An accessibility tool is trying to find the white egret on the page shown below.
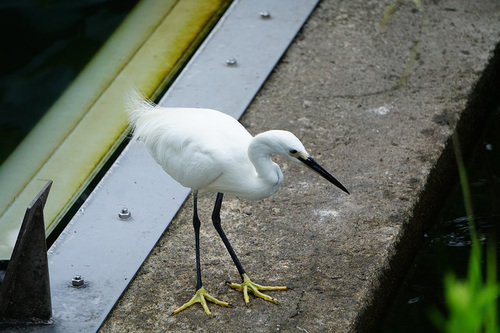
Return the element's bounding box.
[126,90,349,317]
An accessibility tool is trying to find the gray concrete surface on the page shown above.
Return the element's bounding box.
[99,0,500,332]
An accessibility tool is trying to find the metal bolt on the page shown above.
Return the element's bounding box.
[118,207,132,220]
[72,275,84,287]
[260,11,271,19]
[225,58,237,66]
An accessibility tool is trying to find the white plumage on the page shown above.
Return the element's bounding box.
[126,91,325,199]
[125,89,349,317]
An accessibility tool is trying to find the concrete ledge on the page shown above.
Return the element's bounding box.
[100,0,500,331]
[356,39,500,331]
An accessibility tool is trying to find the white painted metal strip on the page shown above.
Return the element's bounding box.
[159,0,319,116]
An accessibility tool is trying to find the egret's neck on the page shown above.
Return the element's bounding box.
[248,132,284,195]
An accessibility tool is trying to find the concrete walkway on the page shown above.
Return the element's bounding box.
[100,0,500,331]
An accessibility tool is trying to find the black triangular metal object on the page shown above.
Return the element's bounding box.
[0,180,53,323]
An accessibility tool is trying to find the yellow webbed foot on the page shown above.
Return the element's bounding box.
[228,273,288,305]
[171,287,232,317]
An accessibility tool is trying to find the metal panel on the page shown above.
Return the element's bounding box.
[17,0,320,331]
[159,0,318,115]
[47,143,189,332]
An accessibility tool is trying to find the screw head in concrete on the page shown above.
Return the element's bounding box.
[72,275,84,287]
[225,58,237,66]
[118,207,132,220]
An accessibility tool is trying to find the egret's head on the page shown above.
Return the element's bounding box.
[265,130,309,162]
[251,130,349,194]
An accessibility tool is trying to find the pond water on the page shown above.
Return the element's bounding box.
[382,107,500,332]
[0,0,138,165]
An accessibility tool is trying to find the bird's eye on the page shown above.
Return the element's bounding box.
[289,149,298,155]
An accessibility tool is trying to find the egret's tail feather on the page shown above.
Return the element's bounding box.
[124,86,156,127]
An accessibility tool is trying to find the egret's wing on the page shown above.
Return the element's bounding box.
[132,107,252,191]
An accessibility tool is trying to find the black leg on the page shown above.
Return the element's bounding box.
[211,192,246,280]
[193,192,203,290]
[171,191,233,316]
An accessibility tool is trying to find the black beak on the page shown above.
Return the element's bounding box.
[298,156,350,194]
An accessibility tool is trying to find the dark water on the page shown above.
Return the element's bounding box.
[382,107,500,332]
[0,0,138,165]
